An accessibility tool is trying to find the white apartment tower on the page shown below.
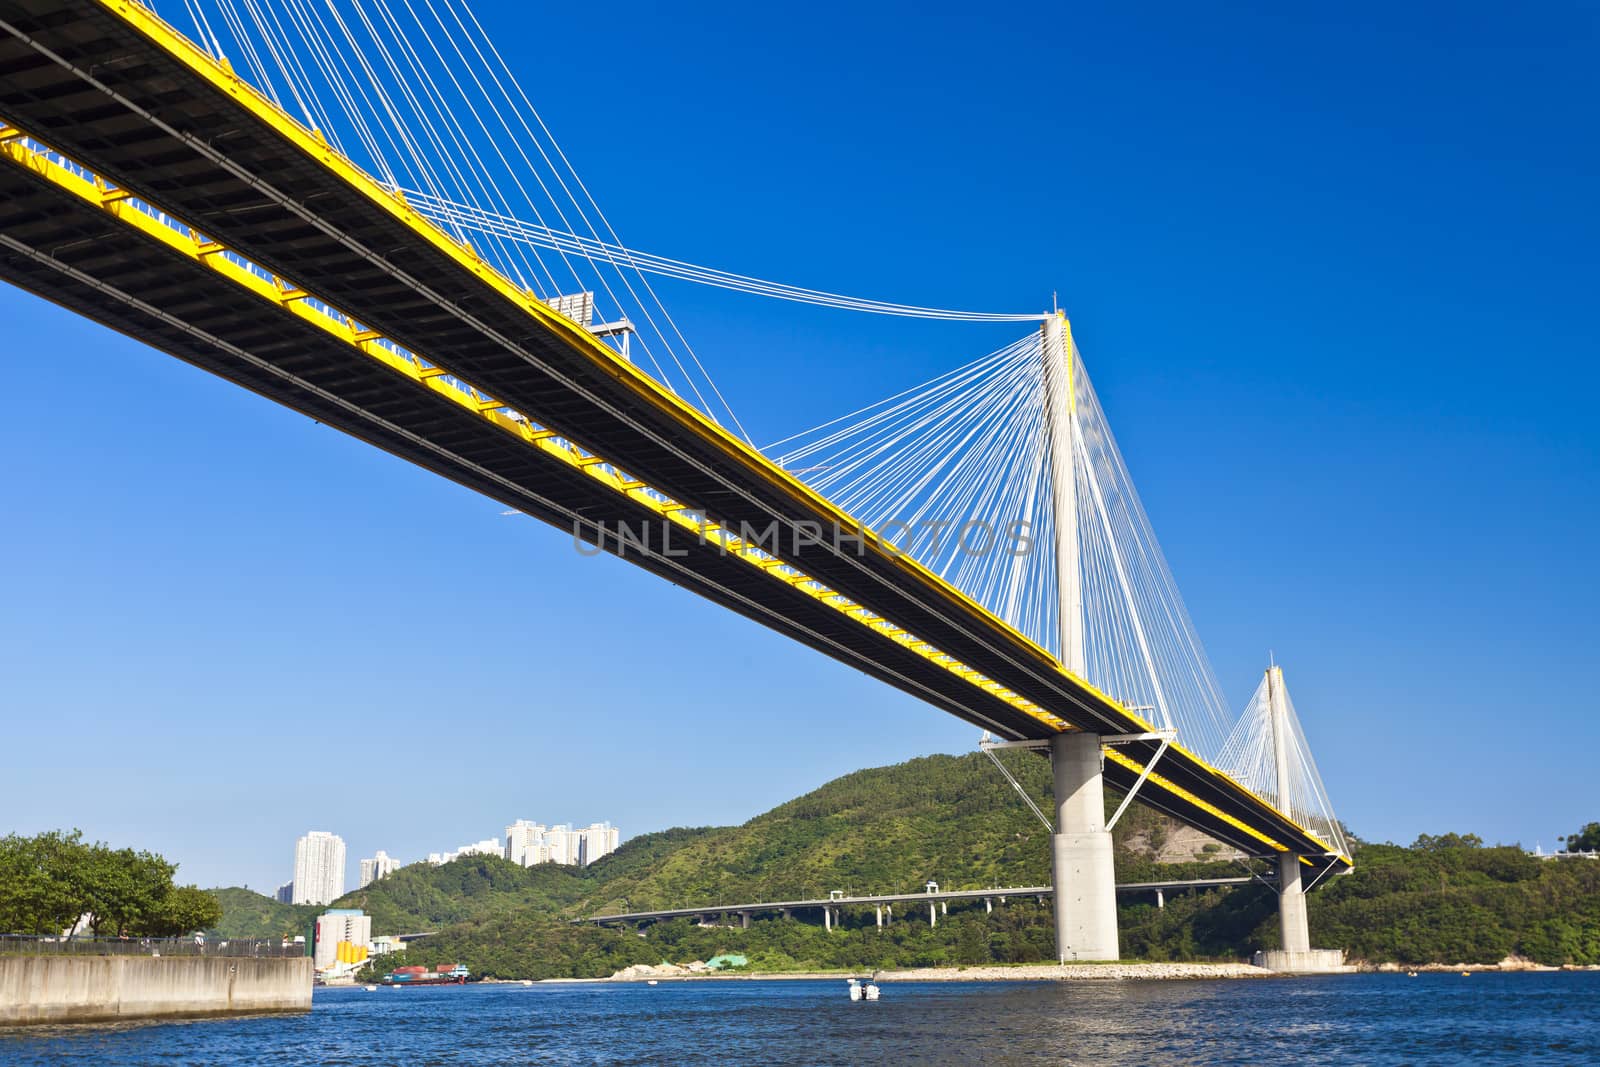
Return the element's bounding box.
[545,824,583,866]
[579,822,620,866]
[292,831,346,905]
[503,819,620,867]
[505,820,548,866]
[359,850,399,888]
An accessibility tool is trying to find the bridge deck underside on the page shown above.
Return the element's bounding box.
[0,0,1346,875]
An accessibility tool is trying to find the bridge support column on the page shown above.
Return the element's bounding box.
[1278,854,1310,954]
[875,906,882,928]
[1267,665,1311,955]
[985,898,992,914]
[823,906,832,932]
[740,911,751,930]
[1156,889,1165,909]
[929,901,937,928]
[1051,731,1120,961]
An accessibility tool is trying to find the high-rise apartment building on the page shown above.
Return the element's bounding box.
[505,820,548,866]
[545,824,582,866]
[359,850,399,888]
[579,822,621,866]
[274,881,294,904]
[292,831,346,905]
[503,819,621,867]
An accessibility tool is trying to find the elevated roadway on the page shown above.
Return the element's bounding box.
[577,878,1265,926]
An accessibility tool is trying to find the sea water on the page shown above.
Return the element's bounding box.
[3,972,1597,1064]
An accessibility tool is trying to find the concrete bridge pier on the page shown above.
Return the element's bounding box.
[1278,854,1310,953]
[739,910,751,930]
[875,906,883,928]
[823,906,832,932]
[1051,731,1120,961]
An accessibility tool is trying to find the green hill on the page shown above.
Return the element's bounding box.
[205,750,1197,942]
[204,751,1600,977]
[204,887,320,939]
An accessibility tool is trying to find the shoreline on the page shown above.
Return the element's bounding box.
[480,960,1600,986]
[532,961,1277,984]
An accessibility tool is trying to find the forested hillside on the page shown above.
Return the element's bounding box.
[209,751,1193,937]
[201,752,1600,977]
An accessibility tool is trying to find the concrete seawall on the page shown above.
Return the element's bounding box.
[0,955,312,1026]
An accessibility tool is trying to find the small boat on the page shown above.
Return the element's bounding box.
[847,977,880,1001]
[1406,972,1418,978]
[646,980,658,986]
[365,985,377,992]
[520,980,533,987]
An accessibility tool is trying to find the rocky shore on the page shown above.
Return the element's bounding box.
[1367,957,1600,974]
[544,957,1600,984]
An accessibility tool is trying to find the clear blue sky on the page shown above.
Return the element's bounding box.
[2,1,1595,892]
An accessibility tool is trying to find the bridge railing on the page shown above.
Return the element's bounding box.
[0,935,304,958]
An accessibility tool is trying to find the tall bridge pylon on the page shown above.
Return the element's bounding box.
[1041,311,1118,961]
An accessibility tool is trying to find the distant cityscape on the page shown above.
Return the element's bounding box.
[274,821,621,906]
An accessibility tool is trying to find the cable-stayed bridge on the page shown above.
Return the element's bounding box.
[0,0,1349,963]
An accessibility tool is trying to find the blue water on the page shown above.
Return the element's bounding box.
[4,973,1598,1065]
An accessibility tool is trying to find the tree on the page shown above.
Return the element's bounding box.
[0,830,181,937]
[1412,832,1483,852]
[138,886,224,937]
[1560,823,1600,853]
[80,844,174,936]
[956,921,991,965]
[0,831,88,935]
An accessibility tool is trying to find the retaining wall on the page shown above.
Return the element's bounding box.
[0,955,312,1025]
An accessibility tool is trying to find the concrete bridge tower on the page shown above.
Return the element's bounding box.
[1042,311,1119,961]
[1268,664,1311,954]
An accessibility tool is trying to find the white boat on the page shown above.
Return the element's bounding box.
[364,985,377,992]
[847,978,863,1001]
[864,983,880,1001]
